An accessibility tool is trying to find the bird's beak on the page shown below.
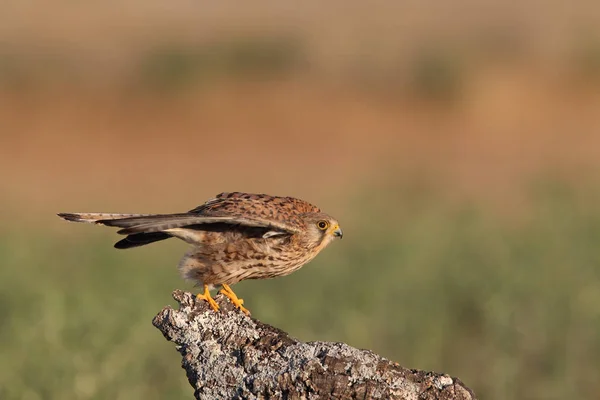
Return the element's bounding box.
[332,225,343,239]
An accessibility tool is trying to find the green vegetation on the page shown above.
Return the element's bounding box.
[138,35,305,91]
[2,182,600,399]
[408,46,465,101]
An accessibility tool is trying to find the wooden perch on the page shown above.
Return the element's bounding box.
[152,290,477,400]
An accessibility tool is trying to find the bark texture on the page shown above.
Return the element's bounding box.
[153,290,477,400]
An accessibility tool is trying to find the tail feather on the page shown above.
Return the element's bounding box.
[57,212,155,224]
[57,212,200,233]
[57,212,175,250]
[58,211,248,250]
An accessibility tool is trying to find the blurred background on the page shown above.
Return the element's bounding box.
[2,1,600,399]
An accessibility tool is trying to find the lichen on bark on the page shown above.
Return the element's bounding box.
[153,290,477,400]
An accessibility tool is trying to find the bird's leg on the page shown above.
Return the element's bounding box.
[196,284,220,312]
[219,284,250,315]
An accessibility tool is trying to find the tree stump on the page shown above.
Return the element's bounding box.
[152,290,477,400]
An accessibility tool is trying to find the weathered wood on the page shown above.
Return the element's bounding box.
[153,290,477,400]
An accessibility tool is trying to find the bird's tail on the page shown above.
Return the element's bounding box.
[57,212,156,224]
[57,212,173,249]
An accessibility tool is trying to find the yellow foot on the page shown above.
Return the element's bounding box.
[196,284,219,312]
[220,284,250,315]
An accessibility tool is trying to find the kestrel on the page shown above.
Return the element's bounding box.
[58,192,342,315]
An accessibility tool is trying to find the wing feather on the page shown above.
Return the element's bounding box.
[99,214,300,235]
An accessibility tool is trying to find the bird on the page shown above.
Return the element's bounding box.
[58,192,343,315]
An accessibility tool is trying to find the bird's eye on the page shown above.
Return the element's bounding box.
[317,220,329,230]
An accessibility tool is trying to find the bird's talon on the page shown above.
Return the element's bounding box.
[220,284,251,315]
[196,285,220,312]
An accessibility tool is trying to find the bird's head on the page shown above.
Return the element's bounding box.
[301,212,343,250]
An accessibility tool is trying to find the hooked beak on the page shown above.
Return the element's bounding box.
[332,226,343,239]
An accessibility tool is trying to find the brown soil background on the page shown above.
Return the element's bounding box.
[1,0,600,222]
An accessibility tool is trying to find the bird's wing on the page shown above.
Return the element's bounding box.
[188,191,320,229]
[58,192,320,236]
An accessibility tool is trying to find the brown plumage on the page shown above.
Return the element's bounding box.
[58,192,343,314]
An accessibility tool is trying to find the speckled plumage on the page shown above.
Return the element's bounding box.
[58,192,342,313]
